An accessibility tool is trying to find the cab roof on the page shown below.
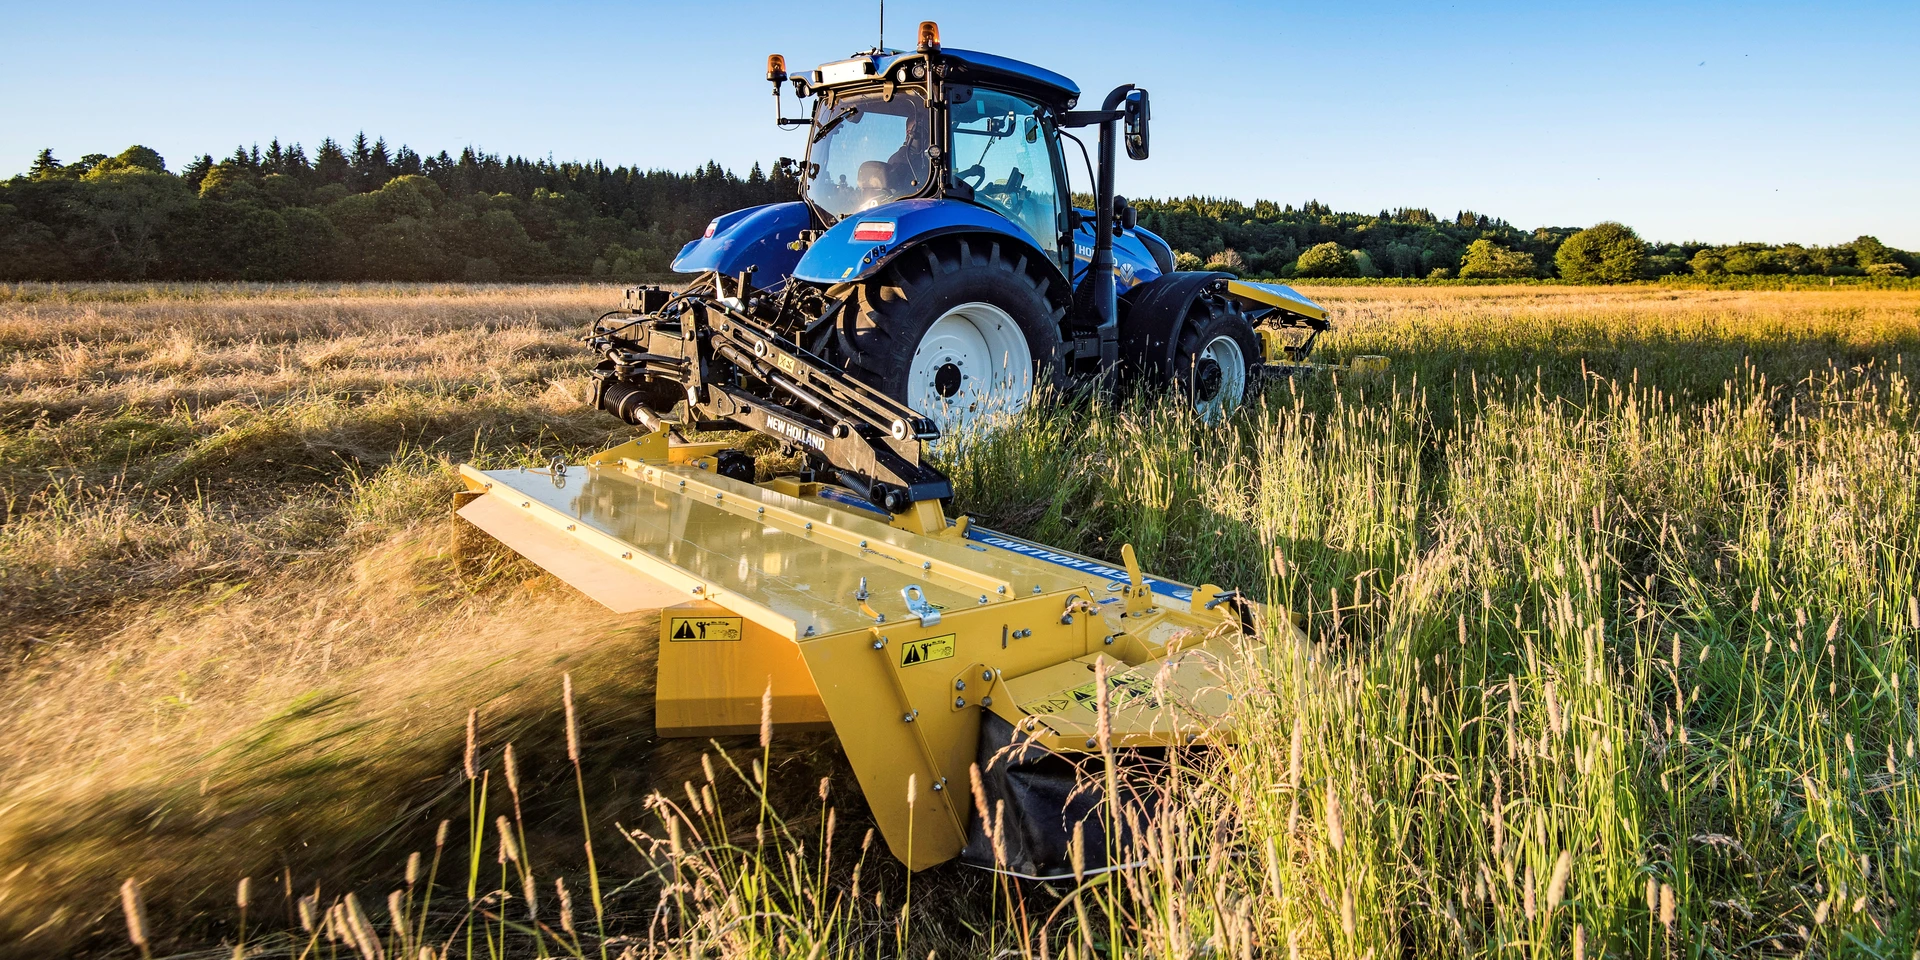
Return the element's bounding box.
[815,48,1081,109]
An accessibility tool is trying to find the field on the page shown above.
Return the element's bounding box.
[3,282,1919,958]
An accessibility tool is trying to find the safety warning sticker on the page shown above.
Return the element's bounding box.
[1019,673,1160,716]
[667,615,743,642]
[898,634,955,666]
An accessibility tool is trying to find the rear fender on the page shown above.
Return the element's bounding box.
[672,202,811,278]
[1117,271,1232,375]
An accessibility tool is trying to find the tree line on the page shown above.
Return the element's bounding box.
[2,138,1913,283]
[0,138,795,282]
[1137,198,1915,281]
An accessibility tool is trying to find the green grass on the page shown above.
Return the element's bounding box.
[3,283,1918,957]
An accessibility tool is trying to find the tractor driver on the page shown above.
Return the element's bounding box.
[883,110,930,194]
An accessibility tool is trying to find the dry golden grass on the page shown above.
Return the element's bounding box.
[3,281,1919,957]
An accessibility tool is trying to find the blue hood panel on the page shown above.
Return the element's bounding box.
[671,202,810,277]
[791,198,1057,285]
[1070,211,1165,295]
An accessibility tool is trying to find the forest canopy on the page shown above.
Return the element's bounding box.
[2,137,1913,282]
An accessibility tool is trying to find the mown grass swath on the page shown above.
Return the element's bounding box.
[1,284,1916,956]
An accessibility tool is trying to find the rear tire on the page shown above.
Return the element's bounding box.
[835,238,1066,435]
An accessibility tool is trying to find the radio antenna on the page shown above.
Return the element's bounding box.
[879,0,885,51]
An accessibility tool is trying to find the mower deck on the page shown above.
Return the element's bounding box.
[455,428,1281,869]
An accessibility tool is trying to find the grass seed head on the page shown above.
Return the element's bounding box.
[760,680,773,748]
[503,742,521,800]
[463,708,478,780]
[120,877,149,951]
[1547,849,1572,911]
[1325,785,1344,852]
[495,815,518,864]
[405,851,420,885]
[236,875,250,909]
[563,673,580,762]
[555,876,575,936]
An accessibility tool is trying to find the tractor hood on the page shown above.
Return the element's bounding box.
[672,202,810,277]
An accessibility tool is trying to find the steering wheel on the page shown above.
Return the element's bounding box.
[956,164,988,189]
[977,167,1024,200]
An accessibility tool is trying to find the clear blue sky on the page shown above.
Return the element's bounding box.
[4,0,1915,247]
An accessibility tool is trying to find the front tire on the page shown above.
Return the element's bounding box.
[835,238,1065,436]
[1174,299,1260,423]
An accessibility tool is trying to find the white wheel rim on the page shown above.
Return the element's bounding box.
[1192,334,1247,424]
[906,301,1033,436]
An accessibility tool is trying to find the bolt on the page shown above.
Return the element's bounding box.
[982,670,993,681]
[1086,738,1097,749]
[805,522,813,530]
[621,552,633,559]
[955,679,966,690]
[1104,634,1115,645]
[978,595,988,604]
[566,523,575,530]
[860,540,868,548]
[981,696,993,706]
[872,639,885,649]
[803,625,815,637]
[903,712,916,722]
[931,782,944,792]
[1033,585,1043,594]
[954,697,966,708]
[1061,614,1074,625]
[997,585,1007,594]
[922,561,932,571]
[758,506,765,514]
[679,480,686,487]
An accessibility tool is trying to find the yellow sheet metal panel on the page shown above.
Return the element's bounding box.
[464,461,1121,641]
[655,599,832,737]
[796,586,1123,870]
[1223,279,1330,322]
[455,489,691,613]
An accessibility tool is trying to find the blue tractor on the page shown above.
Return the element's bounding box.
[590,22,1333,522]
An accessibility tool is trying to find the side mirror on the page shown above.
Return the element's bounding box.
[1123,89,1150,161]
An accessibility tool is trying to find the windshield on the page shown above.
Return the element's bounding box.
[803,90,931,220]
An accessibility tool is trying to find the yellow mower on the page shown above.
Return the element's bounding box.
[457,419,1282,877]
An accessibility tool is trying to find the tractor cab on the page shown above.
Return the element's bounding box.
[780,31,1084,263]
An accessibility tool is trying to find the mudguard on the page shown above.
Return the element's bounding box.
[1117,270,1233,375]
[791,198,1067,289]
[671,202,810,278]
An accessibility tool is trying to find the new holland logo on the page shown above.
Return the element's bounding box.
[667,616,743,642]
[898,634,955,666]
[765,415,827,451]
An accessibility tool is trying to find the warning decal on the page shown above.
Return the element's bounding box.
[898,634,955,667]
[1020,674,1160,716]
[667,616,743,642]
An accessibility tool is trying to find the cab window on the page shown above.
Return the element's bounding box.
[803,89,932,220]
[949,87,1063,256]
